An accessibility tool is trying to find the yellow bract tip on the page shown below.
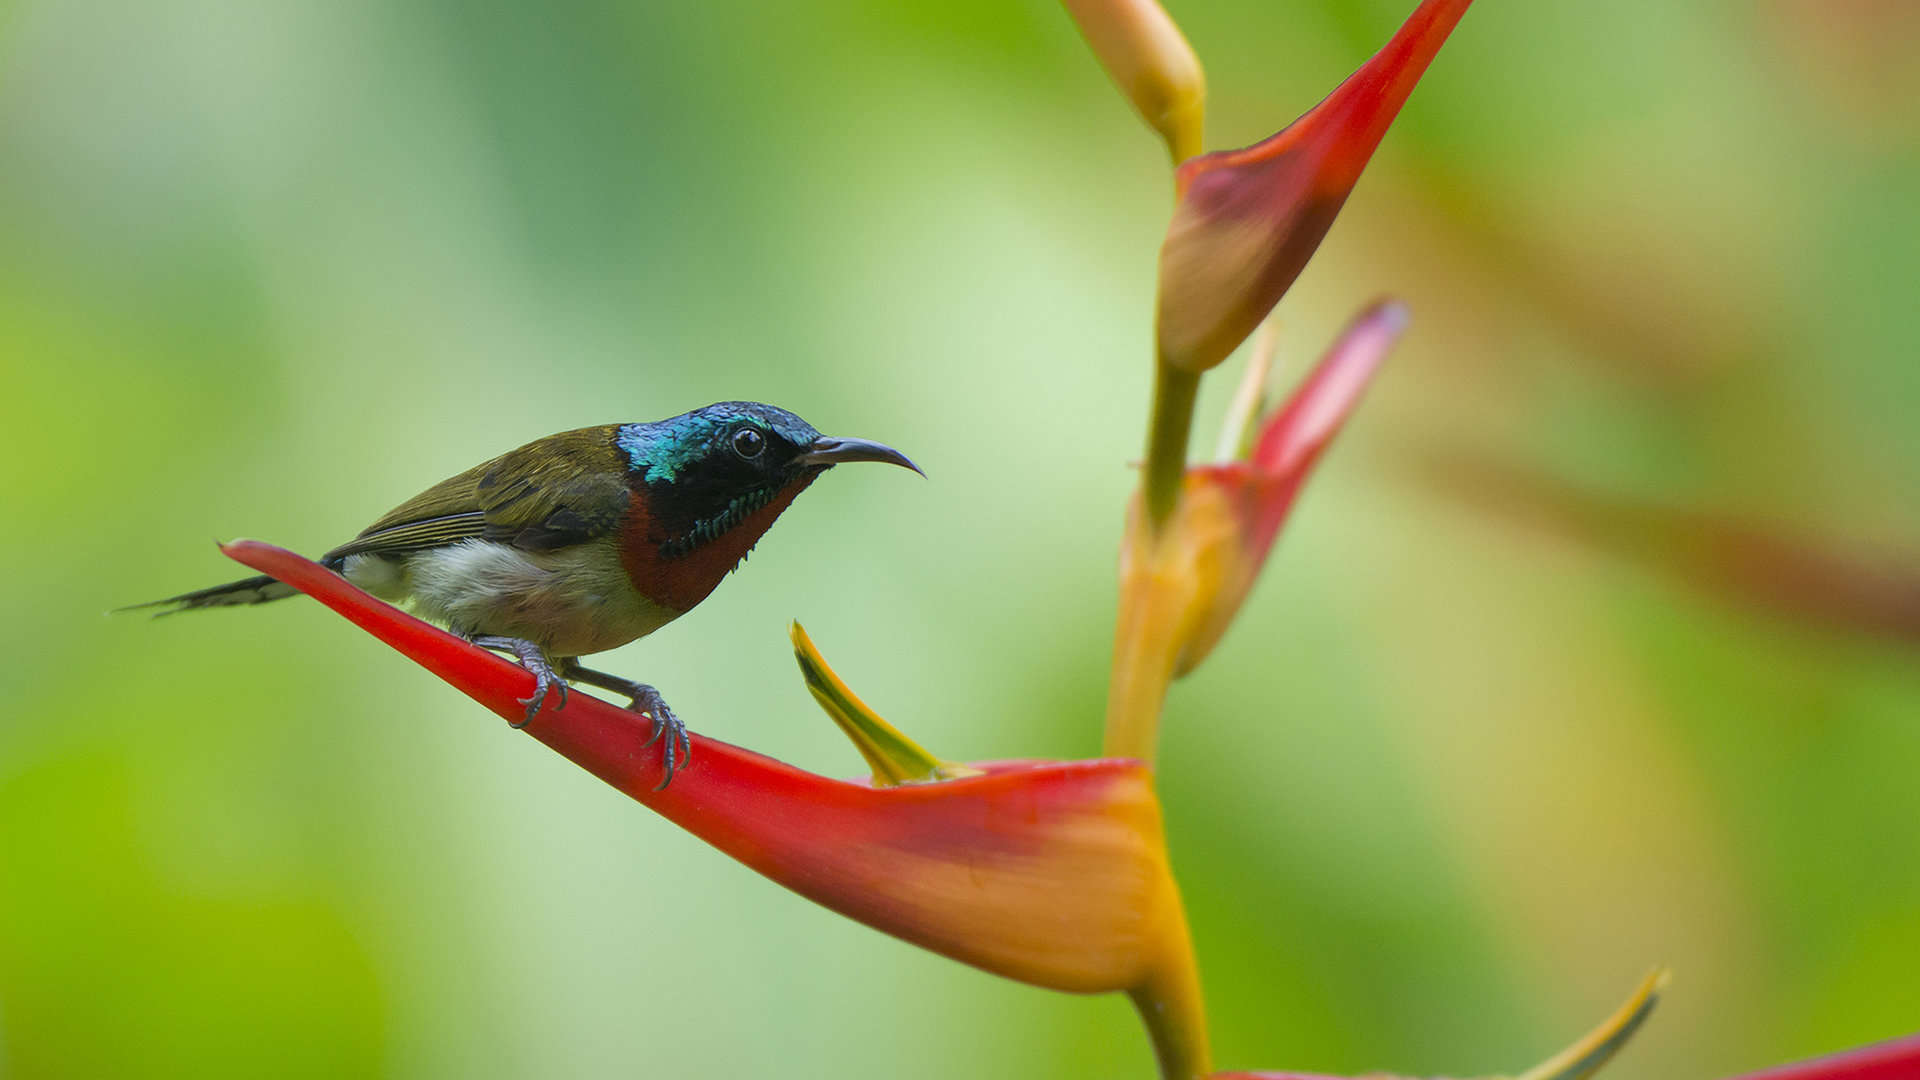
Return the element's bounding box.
[790,622,982,786]
[1514,968,1669,1080]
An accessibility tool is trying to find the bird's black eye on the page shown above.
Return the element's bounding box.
[731,427,766,460]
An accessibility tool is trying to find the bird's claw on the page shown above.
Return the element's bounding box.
[469,635,568,730]
[512,663,567,728]
[493,647,684,786]
[630,688,690,790]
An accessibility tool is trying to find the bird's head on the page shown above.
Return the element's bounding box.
[616,402,920,562]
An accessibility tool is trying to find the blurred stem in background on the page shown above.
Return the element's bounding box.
[1413,451,1920,645]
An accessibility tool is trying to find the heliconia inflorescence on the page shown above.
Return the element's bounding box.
[1107,301,1409,764]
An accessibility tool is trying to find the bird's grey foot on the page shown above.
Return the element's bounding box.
[560,662,690,789]
[470,635,567,727]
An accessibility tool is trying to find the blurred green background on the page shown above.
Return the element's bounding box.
[2,1,1916,1077]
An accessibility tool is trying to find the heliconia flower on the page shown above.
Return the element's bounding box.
[1210,969,1666,1080]
[220,539,1208,1070]
[1156,0,1472,374]
[1108,301,1405,760]
[1060,0,1207,162]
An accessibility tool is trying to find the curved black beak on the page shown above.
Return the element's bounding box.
[799,436,924,476]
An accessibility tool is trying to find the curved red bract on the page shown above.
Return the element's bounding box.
[1157,0,1473,374]
[1173,0,1472,201]
[1240,298,1406,564]
[222,540,1176,994]
[1167,300,1406,677]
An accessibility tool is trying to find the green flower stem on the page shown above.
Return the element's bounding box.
[1128,895,1213,1080]
[1143,361,1201,530]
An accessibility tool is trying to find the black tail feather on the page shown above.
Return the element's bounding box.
[116,559,345,616]
[115,574,299,616]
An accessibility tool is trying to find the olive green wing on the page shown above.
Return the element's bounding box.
[324,425,633,561]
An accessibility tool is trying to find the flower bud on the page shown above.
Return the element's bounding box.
[1061,0,1207,162]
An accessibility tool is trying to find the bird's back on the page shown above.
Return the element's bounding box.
[330,425,634,562]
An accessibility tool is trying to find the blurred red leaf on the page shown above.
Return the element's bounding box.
[1417,454,1920,644]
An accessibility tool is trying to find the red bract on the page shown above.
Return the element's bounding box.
[1179,299,1407,672]
[221,541,1192,997]
[1718,1033,1920,1080]
[1157,0,1473,373]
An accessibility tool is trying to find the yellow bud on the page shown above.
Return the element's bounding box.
[1061,0,1207,162]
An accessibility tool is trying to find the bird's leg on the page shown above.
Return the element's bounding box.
[558,661,689,789]
[469,635,568,728]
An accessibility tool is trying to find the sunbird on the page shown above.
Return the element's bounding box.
[135,402,921,786]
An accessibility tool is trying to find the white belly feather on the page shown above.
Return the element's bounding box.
[342,539,678,658]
